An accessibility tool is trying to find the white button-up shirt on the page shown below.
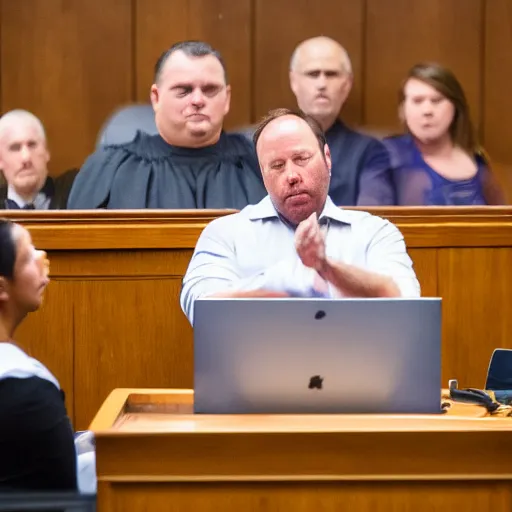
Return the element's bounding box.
[8,184,51,209]
[181,195,421,324]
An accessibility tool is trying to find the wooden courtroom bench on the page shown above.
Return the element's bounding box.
[2,207,511,429]
[89,388,512,511]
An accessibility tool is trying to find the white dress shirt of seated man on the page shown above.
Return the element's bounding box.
[0,110,50,209]
[180,108,421,324]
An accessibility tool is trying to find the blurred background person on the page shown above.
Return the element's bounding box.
[0,110,76,210]
[358,63,506,205]
[290,36,391,206]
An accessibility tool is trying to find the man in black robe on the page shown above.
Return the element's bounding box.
[0,110,77,210]
[67,41,266,209]
[289,37,392,206]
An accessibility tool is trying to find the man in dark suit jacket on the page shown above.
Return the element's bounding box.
[0,110,76,210]
[289,37,391,206]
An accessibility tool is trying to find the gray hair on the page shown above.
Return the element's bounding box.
[290,36,353,76]
[0,109,46,143]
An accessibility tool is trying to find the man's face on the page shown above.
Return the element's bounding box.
[150,51,231,147]
[290,41,352,127]
[0,121,49,196]
[257,115,331,226]
[402,78,455,145]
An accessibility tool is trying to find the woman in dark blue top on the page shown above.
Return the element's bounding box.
[358,63,505,206]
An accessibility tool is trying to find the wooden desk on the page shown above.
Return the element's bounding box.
[2,207,511,429]
[91,388,512,512]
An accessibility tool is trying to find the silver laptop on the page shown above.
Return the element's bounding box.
[193,298,442,414]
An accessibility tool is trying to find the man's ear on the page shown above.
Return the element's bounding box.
[345,73,354,96]
[398,103,405,125]
[224,84,232,116]
[323,143,332,176]
[150,84,159,112]
[290,71,299,97]
[44,145,50,165]
[0,277,9,303]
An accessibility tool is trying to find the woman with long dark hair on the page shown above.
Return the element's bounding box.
[358,62,506,205]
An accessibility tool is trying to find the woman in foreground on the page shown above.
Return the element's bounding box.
[0,219,77,491]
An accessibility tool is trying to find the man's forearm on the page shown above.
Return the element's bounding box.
[209,290,289,298]
[181,257,321,324]
[319,258,401,298]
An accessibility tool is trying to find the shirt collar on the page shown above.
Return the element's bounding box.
[248,195,352,225]
[7,177,53,209]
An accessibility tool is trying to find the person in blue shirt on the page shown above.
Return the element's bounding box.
[289,36,392,206]
[180,108,420,325]
[358,62,506,206]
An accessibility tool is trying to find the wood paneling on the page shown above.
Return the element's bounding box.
[438,247,512,387]
[254,0,364,125]
[93,390,512,512]
[2,0,512,176]
[408,248,437,296]
[73,276,192,428]
[135,0,252,128]
[365,0,483,131]
[0,0,133,174]
[484,1,512,163]
[103,482,512,512]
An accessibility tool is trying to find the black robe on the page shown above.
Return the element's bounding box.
[67,131,267,209]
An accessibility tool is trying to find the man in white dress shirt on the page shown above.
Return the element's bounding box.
[181,108,420,324]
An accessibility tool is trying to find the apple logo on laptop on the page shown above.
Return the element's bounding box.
[308,375,323,389]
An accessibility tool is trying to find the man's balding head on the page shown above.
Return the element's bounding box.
[290,36,352,75]
[254,108,331,226]
[289,37,353,131]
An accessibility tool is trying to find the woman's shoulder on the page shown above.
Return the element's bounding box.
[0,342,60,389]
[0,376,77,491]
[0,376,68,433]
[382,134,417,167]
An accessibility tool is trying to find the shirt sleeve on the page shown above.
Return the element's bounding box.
[180,218,321,325]
[357,139,397,206]
[364,216,421,297]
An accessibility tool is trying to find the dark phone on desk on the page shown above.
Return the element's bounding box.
[485,349,512,402]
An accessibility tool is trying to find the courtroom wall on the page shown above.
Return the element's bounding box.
[2,0,511,183]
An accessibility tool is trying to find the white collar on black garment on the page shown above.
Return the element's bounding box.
[7,184,50,210]
[0,342,60,389]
